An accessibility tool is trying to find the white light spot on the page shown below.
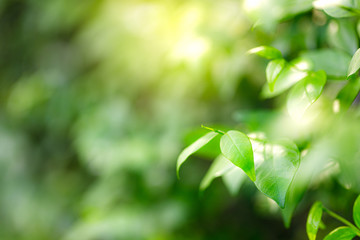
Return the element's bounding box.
[333,99,340,113]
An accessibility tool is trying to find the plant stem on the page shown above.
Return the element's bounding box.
[323,207,360,237]
[201,125,225,135]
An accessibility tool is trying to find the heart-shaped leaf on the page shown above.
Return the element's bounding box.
[266,58,286,92]
[307,201,323,240]
[251,139,300,208]
[248,46,282,60]
[323,227,357,240]
[353,195,360,228]
[177,131,219,178]
[220,130,256,181]
[287,70,326,119]
[348,48,360,77]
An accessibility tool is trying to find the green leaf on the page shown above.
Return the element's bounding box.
[299,49,351,78]
[177,131,219,178]
[353,195,360,228]
[335,76,360,112]
[252,139,300,208]
[220,130,256,181]
[306,201,323,240]
[287,70,327,119]
[323,227,357,240]
[248,46,282,60]
[348,48,360,77]
[199,154,234,191]
[261,64,308,98]
[281,168,308,228]
[327,19,358,55]
[313,0,360,18]
[199,154,247,194]
[266,59,286,92]
[222,166,247,196]
[184,129,221,159]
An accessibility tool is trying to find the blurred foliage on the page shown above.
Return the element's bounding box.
[0,0,360,239]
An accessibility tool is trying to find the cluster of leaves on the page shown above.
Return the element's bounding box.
[248,45,327,119]
[307,195,360,240]
[177,0,360,232]
[177,126,300,209]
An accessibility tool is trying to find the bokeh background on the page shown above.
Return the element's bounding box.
[1,0,359,239]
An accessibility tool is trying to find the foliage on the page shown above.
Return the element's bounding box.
[306,195,360,239]
[177,0,360,238]
[1,0,360,239]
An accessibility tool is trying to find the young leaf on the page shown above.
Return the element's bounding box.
[353,194,360,228]
[248,46,282,60]
[222,166,247,196]
[335,76,360,112]
[348,48,360,77]
[261,64,308,98]
[220,130,256,181]
[252,139,300,208]
[199,154,234,191]
[323,227,357,240]
[287,70,327,119]
[307,201,323,240]
[266,58,286,92]
[300,49,351,78]
[177,132,219,178]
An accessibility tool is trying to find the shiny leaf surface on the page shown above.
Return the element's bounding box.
[220,130,256,181]
[307,201,323,240]
[177,132,219,178]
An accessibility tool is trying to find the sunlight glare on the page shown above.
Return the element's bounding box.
[171,36,210,62]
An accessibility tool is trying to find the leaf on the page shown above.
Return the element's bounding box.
[348,48,360,77]
[353,194,360,228]
[282,140,338,227]
[281,166,309,228]
[327,19,358,55]
[280,143,327,227]
[222,166,247,195]
[313,0,360,18]
[176,131,219,178]
[287,70,327,119]
[306,201,323,240]
[248,46,282,60]
[261,64,308,98]
[323,227,357,240]
[266,59,286,92]
[184,130,221,159]
[252,139,300,208]
[220,130,256,181]
[299,49,351,78]
[332,123,360,192]
[199,154,234,191]
[335,76,360,112]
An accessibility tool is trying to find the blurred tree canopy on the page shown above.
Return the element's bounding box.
[0,0,360,239]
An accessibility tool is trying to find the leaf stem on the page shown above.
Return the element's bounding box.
[201,125,225,135]
[323,207,360,237]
